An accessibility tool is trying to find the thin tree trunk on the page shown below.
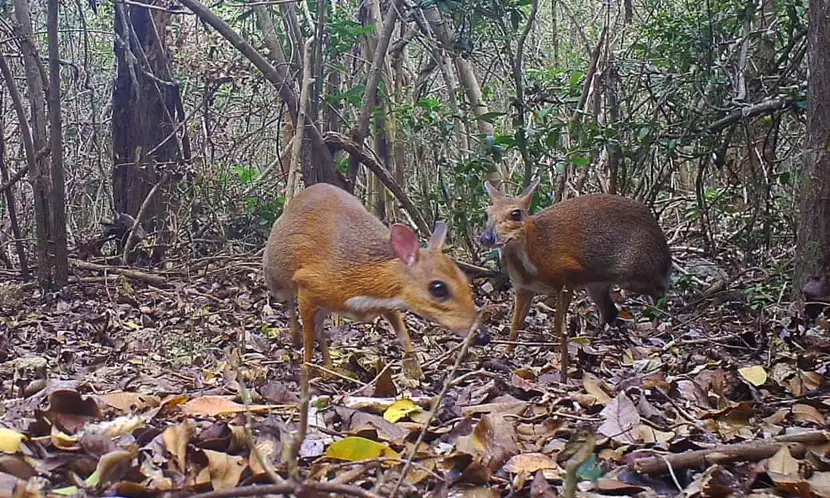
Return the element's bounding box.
[47,0,69,285]
[0,87,29,279]
[13,0,56,290]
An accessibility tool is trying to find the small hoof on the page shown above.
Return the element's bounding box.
[402,355,424,380]
[474,326,492,346]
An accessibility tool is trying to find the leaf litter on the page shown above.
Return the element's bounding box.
[0,257,827,497]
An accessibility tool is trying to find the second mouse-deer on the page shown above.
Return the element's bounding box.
[263,183,480,379]
[480,179,671,380]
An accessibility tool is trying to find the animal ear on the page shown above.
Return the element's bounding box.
[428,220,448,251]
[390,224,420,266]
[519,177,540,204]
[484,181,503,199]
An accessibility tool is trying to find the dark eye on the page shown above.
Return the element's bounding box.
[429,280,450,300]
[510,209,523,221]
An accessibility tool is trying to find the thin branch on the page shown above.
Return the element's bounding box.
[389,320,480,497]
[323,131,430,236]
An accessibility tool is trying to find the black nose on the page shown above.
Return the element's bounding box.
[474,326,491,346]
[480,229,496,247]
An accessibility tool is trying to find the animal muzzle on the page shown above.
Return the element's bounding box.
[479,228,498,247]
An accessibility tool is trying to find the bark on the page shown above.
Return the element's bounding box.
[513,0,540,189]
[13,0,57,290]
[112,0,186,263]
[421,4,508,188]
[794,0,830,299]
[0,90,29,279]
[47,0,69,285]
[250,3,346,190]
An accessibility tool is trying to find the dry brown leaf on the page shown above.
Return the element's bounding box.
[334,407,411,444]
[596,478,648,494]
[530,470,556,498]
[502,452,558,474]
[598,392,640,444]
[637,424,674,446]
[714,402,754,440]
[373,362,397,398]
[583,372,612,405]
[792,404,826,426]
[163,419,194,472]
[0,456,37,480]
[459,487,500,498]
[249,439,279,477]
[767,445,799,475]
[203,449,248,490]
[455,414,520,484]
[181,395,284,416]
[97,392,160,413]
[460,398,529,417]
[93,449,135,487]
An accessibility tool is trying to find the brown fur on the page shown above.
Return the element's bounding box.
[481,179,671,379]
[263,183,478,379]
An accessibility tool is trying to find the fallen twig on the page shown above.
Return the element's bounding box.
[389,320,480,497]
[69,258,166,286]
[630,430,830,474]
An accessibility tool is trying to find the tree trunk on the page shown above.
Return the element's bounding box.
[794,0,830,300]
[112,0,188,263]
[47,0,69,285]
[13,0,64,290]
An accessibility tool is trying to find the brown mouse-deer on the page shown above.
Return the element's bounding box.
[263,183,479,379]
[480,179,671,380]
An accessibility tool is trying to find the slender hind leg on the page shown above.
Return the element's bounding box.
[287,295,302,348]
[587,283,619,326]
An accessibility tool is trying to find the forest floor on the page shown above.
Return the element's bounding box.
[0,251,828,498]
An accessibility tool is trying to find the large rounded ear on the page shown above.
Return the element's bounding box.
[484,181,503,200]
[390,224,420,266]
[428,220,448,251]
[519,177,540,204]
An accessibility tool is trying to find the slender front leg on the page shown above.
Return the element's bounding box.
[297,291,319,367]
[507,289,535,352]
[553,287,573,382]
[383,311,423,380]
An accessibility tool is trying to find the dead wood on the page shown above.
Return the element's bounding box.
[630,430,830,475]
[69,259,167,286]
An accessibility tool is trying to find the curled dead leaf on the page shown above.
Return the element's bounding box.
[598,392,640,444]
[162,420,194,472]
[203,449,248,491]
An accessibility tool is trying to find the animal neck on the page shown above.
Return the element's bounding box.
[501,238,538,277]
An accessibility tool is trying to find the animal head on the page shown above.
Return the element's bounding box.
[390,222,479,335]
[479,178,540,248]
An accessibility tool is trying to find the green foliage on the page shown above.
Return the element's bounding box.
[327,8,375,58]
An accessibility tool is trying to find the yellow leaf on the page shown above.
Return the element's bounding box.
[383,399,421,423]
[738,365,767,386]
[0,428,25,454]
[325,436,400,461]
[123,321,142,330]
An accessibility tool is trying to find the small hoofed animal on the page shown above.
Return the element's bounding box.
[263,183,481,379]
[480,179,671,379]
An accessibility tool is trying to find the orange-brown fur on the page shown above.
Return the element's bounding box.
[480,179,671,379]
[263,183,478,379]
